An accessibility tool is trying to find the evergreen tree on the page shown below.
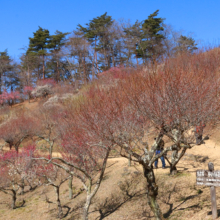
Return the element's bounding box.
[123,10,165,66]
[0,50,13,93]
[78,12,113,72]
[174,35,198,54]
[138,10,165,64]
[27,27,51,79]
[5,62,20,93]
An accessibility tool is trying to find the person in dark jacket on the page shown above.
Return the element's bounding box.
[195,123,206,145]
[154,138,166,169]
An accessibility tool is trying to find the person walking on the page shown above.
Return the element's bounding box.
[154,138,166,169]
[195,123,206,145]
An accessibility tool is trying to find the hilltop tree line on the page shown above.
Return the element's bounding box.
[0,10,197,98]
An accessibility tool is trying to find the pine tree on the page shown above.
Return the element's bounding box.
[138,10,165,64]
[27,26,51,80]
[174,35,198,54]
[0,50,13,93]
[78,12,113,72]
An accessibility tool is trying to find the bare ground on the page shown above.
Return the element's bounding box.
[0,138,220,219]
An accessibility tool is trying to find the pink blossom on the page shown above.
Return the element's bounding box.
[23,86,34,95]
[37,79,56,86]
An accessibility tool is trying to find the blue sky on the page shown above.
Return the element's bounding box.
[0,0,219,60]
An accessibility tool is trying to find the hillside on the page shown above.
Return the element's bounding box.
[1,50,220,220]
[0,99,220,220]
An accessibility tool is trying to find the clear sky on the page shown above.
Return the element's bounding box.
[0,0,219,60]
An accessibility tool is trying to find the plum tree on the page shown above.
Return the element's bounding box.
[0,146,37,209]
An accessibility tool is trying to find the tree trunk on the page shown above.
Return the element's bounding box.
[49,143,53,158]
[170,148,187,175]
[83,196,92,220]
[94,39,99,74]
[11,190,16,209]
[42,55,45,80]
[112,47,115,67]
[147,192,164,220]
[83,55,87,84]
[143,165,164,220]
[28,65,30,86]
[54,186,63,219]
[170,165,177,175]
[68,175,73,199]
[83,149,110,220]
[20,178,25,195]
[170,150,178,175]
[128,154,131,167]
[37,65,40,80]
[56,60,60,83]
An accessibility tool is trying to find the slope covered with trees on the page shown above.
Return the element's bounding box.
[0,10,219,220]
[0,10,197,105]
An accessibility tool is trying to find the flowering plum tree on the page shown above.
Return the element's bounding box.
[35,159,70,218]
[0,146,37,209]
[23,86,34,103]
[31,84,53,99]
[37,78,56,86]
[119,52,220,174]
[34,93,112,220]
[31,78,56,99]
[31,105,62,158]
[0,90,20,107]
[0,113,38,151]
[70,85,172,219]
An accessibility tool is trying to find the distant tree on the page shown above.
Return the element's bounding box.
[161,24,181,58]
[31,104,61,158]
[19,52,39,86]
[0,90,20,107]
[78,12,113,71]
[0,113,37,151]
[123,10,165,67]
[31,79,56,99]
[123,20,143,66]
[31,84,53,99]
[66,32,92,84]
[139,10,165,64]
[23,86,34,103]
[106,21,125,68]
[174,35,198,54]
[48,30,69,82]
[0,50,13,93]
[27,27,51,80]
